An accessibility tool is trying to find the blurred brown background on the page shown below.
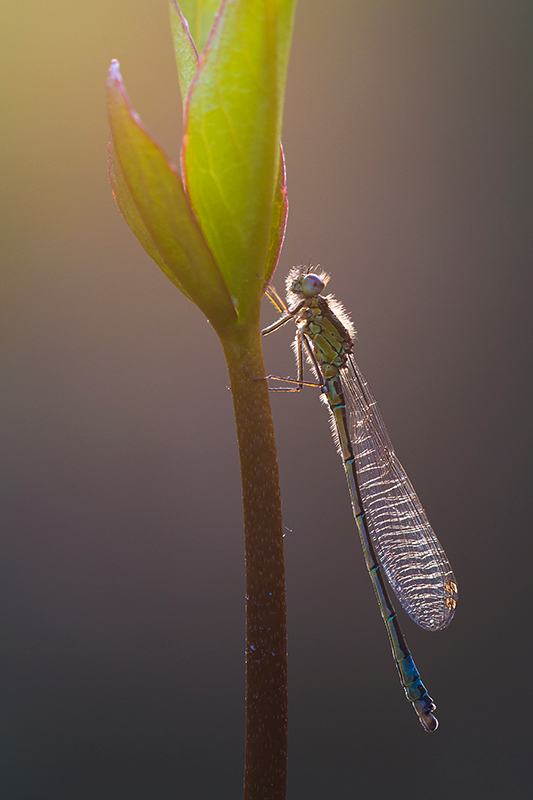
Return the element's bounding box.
[1,1,532,797]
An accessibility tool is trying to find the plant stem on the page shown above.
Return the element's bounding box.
[220,320,287,800]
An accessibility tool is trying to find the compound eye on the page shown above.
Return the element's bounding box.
[301,274,324,297]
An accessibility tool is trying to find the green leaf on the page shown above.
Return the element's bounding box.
[177,0,222,54]
[107,60,237,329]
[182,0,296,321]
[109,138,193,301]
[169,1,199,103]
[265,143,288,285]
[170,0,289,288]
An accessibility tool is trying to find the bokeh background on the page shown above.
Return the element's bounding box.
[1,1,532,797]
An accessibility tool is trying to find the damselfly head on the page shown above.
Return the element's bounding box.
[286,265,330,299]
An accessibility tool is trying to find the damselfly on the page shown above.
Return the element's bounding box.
[261,266,457,731]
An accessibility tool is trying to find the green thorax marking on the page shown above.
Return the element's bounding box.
[296,296,353,380]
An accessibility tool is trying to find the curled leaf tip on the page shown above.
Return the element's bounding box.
[107,61,128,107]
[107,59,120,83]
[107,61,162,147]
